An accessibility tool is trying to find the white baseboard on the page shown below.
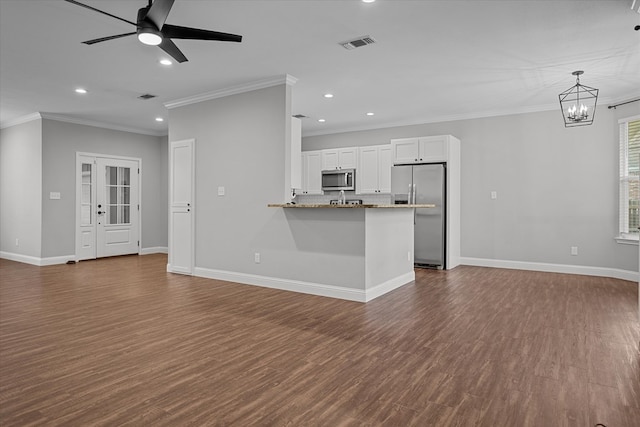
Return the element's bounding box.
[140,246,168,255]
[191,267,417,302]
[460,257,638,282]
[365,271,416,302]
[0,251,74,266]
[193,267,368,302]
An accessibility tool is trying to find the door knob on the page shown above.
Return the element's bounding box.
[97,211,104,215]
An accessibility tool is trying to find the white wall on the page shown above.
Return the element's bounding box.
[40,119,168,257]
[304,102,640,274]
[168,84,368,290]
[0,119,42,258]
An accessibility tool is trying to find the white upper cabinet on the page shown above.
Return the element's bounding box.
[322,148,357,170]
[391,135,449,164]
[357,145,391,194]
[391,138,421,164]
[301,150,323,195]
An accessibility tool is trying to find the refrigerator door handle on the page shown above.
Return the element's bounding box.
[412,184,417,204]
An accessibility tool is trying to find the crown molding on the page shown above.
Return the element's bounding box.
[1,112,167,136]
[0,112,43,129]
[165,74,298,110]
[42,113,166,136]
[303,103,559,138]
[303,92,640,138]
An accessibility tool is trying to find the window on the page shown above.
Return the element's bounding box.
[619,115,640,240]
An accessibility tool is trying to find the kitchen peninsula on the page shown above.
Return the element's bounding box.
[268,203,434,301]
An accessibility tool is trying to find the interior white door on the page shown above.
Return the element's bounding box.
[169,139,194,274]
[96,158,140,258]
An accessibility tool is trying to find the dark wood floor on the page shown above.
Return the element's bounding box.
[0,255,638,426]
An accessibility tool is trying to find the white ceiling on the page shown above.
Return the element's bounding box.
[1,0,639,137]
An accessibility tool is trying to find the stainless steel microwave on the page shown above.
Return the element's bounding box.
[322,169,355,191]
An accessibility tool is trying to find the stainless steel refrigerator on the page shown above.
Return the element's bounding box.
[391,163,446,268]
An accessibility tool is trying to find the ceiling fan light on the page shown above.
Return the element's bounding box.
[138,27,162,46]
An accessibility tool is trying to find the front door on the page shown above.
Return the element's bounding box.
[76,154,140,260]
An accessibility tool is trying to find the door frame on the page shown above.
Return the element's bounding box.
[75,152,143,261]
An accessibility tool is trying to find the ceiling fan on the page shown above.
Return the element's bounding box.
[64,0,242,63]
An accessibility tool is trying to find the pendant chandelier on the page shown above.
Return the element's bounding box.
[558,70,599,127]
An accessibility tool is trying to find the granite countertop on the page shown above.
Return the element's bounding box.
[268,203,436,208]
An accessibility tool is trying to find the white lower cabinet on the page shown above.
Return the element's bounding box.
[301,150,323,195]
[357,145,391,194]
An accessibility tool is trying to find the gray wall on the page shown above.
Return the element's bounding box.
[304,102,640,273]
[0,119,43,257]
[168,84,367,289]
[41,119,167,257]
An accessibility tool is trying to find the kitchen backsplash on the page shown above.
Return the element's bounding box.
[295,192,392,205]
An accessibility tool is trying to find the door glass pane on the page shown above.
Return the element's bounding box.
[81,205,91,226]
[82,163,91,184]
[107,166,117,185]
[81,163,92,225]
[109,206,118,224]
[120,167,130,186]
[120,206,130,224]
[120,187,130,204]
[104,165,133,225]
[109,186,117,204]
[82,184,91,204]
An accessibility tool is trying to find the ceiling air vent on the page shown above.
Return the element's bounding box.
[138,94,157,100]
[340,35,376,50]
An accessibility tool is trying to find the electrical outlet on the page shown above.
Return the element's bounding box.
[15,238,19,247]
[490,191,497,200]
[407,251,411,261]
[49,192,61,200]
[254,252,261,263]
[217,186,225,196]
[571,246,578,256]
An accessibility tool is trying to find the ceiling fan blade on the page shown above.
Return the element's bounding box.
[159,38,188,63]
[82,32,137,45]
[162,24,242,43]
[63,0,137,27]
[146,0,175,30]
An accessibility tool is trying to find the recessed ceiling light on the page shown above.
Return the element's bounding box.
[155,117,164,122]
[159,59,172,66]
[362,0,376,3]
[366,112,375,116]
[324,93,334,99]
[318,119,326,123]
[75,88,87,94]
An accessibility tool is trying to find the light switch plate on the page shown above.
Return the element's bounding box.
[50,192,61,200]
